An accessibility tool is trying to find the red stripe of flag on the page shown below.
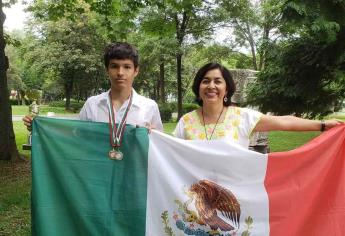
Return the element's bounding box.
[265,125,345,236]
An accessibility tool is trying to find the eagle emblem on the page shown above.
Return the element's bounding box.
[187,180,241,233]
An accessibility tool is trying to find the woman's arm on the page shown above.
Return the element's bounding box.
[254,115,343,132]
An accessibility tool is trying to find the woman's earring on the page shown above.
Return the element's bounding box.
[223,96,228,103]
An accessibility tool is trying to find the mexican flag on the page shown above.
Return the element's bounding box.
[31,117,345,236]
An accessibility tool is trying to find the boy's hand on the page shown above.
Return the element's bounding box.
[22,115,33,131]
[144,122,156,134]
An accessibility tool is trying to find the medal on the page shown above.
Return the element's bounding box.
[109,148,123,160]
[107,91,133,160]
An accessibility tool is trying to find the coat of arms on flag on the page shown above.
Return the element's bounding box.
[160,179,256,236]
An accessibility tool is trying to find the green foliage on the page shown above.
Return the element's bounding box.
[182,103,199,115]
[158,103,173,122]
[129,33,177,102]
[5,43,25,92]
[23,3,108,108]
[158,102,199,122]
[138,0,221,117]
[25,89,42,103]
[27,0,141,40]
[226,52,253,69]
[247,0,345,117]
[282,1,345,42]
[9,99,20,106]
[217,0,283,71]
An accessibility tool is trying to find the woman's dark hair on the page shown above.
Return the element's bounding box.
[192,62,235,106]
[103,42,139,68]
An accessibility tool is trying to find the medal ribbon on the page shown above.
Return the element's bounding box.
[107,91,133,149]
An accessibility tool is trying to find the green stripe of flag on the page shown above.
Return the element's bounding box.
[32,117,149,236]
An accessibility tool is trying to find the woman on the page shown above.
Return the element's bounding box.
[173,63,342,148]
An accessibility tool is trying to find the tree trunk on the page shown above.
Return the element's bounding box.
[176,53,183,119]
[159,58,165,103]
[259,26,270,71]
[16,90,21,105]
[64,81,73,110]
[174,12,188,119]
[20,90,26,105]
[155,73,159,102]
[0,3,19,160]
[246,22,258,71]
[153,80,158,101]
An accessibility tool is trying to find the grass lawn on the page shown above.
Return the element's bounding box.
[13,122,31,158]
[1,116,344,235]
[269,131,320,152]
[163,122,177,134]
[0,161,31,236]
[12,105,78,116]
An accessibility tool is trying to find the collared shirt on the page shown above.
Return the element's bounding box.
[79,89,163,131]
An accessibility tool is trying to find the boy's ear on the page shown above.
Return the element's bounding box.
[134,66,139,76]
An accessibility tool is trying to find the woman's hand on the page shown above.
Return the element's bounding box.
[323,119,344,131]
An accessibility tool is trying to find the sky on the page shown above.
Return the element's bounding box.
[3,2,29,31]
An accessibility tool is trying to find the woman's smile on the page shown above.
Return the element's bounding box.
[199,69,227,104]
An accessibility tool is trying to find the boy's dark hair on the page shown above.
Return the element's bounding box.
[103,42,139,68]
[192,62,235,107]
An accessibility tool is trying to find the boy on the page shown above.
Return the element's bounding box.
[23,42,163,131]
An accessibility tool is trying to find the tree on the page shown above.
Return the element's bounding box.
[24,4,108,109]
[0,0,20,160]
[217,0,283,71]
[138,7,177,103]
[247,0,345,117]
[6,44,26,105]
[129,33,176,102]
[141,0,219,118]
[26,0,149,108]
[28,0,143,41]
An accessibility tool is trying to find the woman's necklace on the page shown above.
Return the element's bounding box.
[201,106,224,140]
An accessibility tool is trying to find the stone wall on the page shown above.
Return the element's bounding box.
[230,69,257,104]
[230,69,269,153]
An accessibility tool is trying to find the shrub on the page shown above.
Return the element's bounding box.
[158,103,173,122]
[49,100,66,107]
[10,99,20,106]
[182,103,199,115]
[168,102,199,115]
[159,102,199,122]
[49,100,85,113]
